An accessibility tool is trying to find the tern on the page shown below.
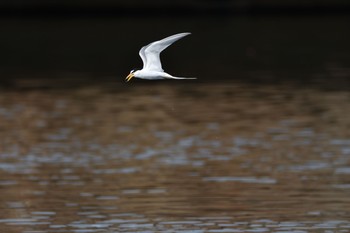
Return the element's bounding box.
[125,32,196,82]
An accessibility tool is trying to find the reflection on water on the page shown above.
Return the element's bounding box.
[1,81,350,232]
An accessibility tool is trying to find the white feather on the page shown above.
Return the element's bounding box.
[127,32,196,81]
[140,32,191,72]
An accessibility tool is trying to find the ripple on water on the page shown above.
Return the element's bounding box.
[287,161,330,172]
[330,139,350,146]
[335,167,350,174]
[122,189,141,194]
[6,202,25,208]
[2,207,350,232]
[333,184,350,189]
[92,167,139,174]
[0,218,36,223]
[147,188,167,194]
[68,223,111,229]
[0,180,18,186]
[95,195,119,200]
[203,176,277,184]
[31,212,56,216]
[22,231,48,233]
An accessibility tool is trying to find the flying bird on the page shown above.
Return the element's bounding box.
[125,32,196,82]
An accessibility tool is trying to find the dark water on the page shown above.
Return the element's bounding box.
[1,80,350,232]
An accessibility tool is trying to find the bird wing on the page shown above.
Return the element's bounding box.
[139,32,191,72]
[139,46,147,68]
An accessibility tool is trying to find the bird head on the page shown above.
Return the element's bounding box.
[125,69,139,82]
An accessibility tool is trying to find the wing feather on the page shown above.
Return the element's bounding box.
[139,45,147,68]
[139,32,191,72]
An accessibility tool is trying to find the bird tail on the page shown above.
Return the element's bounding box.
[169,76,197,80]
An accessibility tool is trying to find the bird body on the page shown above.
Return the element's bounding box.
[126,32,195,81]
[132,70,192,80]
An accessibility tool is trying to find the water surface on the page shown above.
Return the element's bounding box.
[1,80,350,232]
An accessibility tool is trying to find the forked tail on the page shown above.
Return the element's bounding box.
[169,76,197,80]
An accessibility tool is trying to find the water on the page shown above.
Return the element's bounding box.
[1,80,350,232]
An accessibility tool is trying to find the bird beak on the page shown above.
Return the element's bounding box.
[125,73,134,82]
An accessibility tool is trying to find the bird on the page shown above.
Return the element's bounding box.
[125,32,196,82]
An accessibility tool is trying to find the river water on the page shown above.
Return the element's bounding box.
[1,79,350,232]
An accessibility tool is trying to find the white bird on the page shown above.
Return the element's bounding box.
[125,32,196,82]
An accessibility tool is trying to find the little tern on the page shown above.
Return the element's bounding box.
[125,32,196,82]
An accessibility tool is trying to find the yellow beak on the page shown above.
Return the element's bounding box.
[125,73,134,82]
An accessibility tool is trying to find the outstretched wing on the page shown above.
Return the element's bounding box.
[139,32,191,72]
[138,46,147,68]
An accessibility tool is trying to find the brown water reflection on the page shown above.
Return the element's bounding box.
[1,80,350,232]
